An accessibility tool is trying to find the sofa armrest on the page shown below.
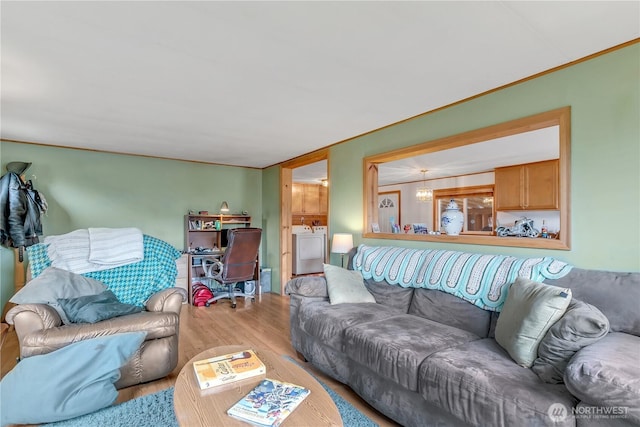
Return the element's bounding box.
[145,288,187,314]
[285,276,329,298]
[5,304,62,342]
[564,332,640,423]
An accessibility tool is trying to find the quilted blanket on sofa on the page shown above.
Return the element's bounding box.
[352,244,572,311]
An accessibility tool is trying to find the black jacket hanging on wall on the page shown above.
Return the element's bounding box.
[0,172,44,248]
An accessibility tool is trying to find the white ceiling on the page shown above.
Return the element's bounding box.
[1,2,638,169]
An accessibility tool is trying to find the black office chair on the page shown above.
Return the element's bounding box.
[202,228,262,308]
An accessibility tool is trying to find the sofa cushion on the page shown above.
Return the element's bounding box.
[364,279,414,313]
[9,266,107,324]
[495,277,572,367]
[409,288,491,337]
[532,299,609,384]
[419,338,577,427]
[58,290,143,323]
[0,332,146,426]
[344,315,479,392]
[324,264,376,304]
[564,332,640,422]
[544,268,640,336]
[298,301,400,351]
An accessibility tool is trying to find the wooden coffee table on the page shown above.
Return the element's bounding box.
[174,345,343,426]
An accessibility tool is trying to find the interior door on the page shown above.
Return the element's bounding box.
[378,191,400,233]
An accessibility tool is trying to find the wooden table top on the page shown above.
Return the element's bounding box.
[173,345,343,426]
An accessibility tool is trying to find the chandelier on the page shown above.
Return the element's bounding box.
[415,169,433,202]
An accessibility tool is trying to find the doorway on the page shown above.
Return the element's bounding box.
[378,190,400,233]
[279,150,329,294]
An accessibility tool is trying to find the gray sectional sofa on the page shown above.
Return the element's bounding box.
[285,248,640,427]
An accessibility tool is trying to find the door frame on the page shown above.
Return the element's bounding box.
[279,149,329,295]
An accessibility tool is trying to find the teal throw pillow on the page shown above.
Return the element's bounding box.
[9,267,107,324]
[323,264,376,305]
[495,277,572,367]
[58,289,143,323]
[0,331,146,426]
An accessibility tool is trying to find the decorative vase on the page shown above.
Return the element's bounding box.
[441,199,464,235]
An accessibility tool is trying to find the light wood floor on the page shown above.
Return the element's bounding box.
[1,293,399,426]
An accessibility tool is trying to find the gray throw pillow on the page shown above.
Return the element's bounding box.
[58,290,143,323]
[323,264,376,305]
[495,277,572,367]
[564,332,640,421]
[532,299,609,384]
[9,267,108,324]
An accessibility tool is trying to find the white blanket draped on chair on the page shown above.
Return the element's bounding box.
[45,227,144,274]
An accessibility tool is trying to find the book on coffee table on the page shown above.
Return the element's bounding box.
[227,378,311,427]
[193,349,266,390]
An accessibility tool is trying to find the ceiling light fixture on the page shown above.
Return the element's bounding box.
[416,170,433,202]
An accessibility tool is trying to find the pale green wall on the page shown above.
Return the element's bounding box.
[261,166,282,293]
[326,43,639,271]
[0,142,262,310]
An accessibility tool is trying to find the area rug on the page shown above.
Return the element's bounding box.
[44,356,378,427]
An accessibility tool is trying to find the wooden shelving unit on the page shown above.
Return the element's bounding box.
[184,214,251,251]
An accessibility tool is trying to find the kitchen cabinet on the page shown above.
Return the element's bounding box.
[494,159,559,210]
[292,183,323,214]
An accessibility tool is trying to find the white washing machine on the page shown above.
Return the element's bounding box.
[292,225,326,275]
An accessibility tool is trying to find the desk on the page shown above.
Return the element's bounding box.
[173,345,342,426]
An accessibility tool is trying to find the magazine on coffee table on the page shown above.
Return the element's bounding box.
[227,378,311,427]
[193,349,265,390]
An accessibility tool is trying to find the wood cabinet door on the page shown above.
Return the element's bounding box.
[303,184,321,213]
[319,185,328,214]
[292,183,304,213]
[525,160,559,209]
[494,165,524,210]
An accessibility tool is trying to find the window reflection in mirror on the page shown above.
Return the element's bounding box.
[363,107,570,250]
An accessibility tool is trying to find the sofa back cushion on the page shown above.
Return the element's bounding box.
[408,288,491,337]
[544,268,640,336]
[364,279,414,313]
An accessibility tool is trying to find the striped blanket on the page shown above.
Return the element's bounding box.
[27,235,181,307]
[44,228,144,274]
[352,245,573,312]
